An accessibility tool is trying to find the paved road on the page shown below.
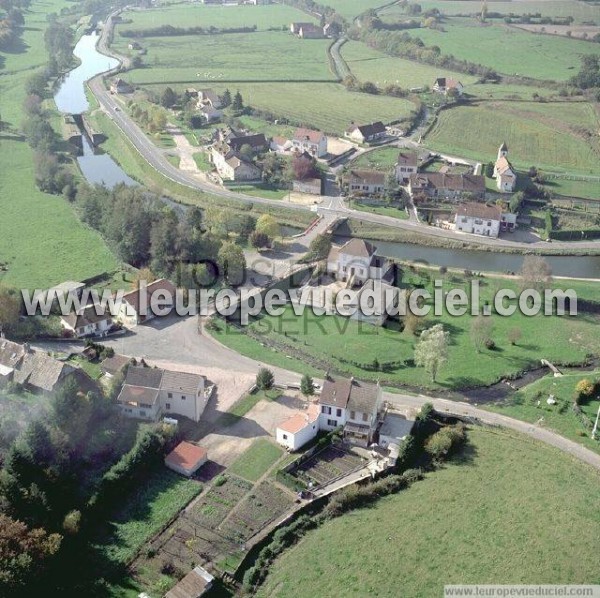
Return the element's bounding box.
[89,15,600,254]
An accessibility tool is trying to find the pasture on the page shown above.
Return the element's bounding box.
[257,426,600,597]
[0,0,118,289]
[317,0,392,18]
[412,18,598,81]
[425,101,600,176]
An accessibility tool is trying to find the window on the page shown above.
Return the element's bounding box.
[139,411,146,417]
[322,406,331,415]
[165,403,171,410]
[327,419,337,427]
[167,392,172,399]
[181,395,186,401]
[461,217,467,223]
[362,412,368,422]
[350,410,356,420]
[283,434,288,440]
[487,221,492,226]
[336,408,342,417]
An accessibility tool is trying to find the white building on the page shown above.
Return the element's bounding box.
[344,169,386,197]
[454,202,502,238]
[60,304,113,338]
[118,279,177,328]
[117,365,211,422]
[276,403,320,451]
[326,238,393,285]
[395,150,418,183]
[345,121,386,144]
[291,127,328,158]
[432,77,464,96]
[493,142,517,193]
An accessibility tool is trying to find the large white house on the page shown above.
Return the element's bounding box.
[326,238,393,285]
[395,150,419,183]
[60,304,113,338]
[454,202,502,238]
[493,142,517,192]
[117,365,211,422]
[291,127,328,158]
[318,375,383,447]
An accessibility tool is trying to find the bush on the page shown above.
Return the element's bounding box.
[485,338,496,350]
[256,367,275,391]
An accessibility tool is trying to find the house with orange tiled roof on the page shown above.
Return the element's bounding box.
[493,142,517,192]
[165,441,208,477]
[292,127,328,158]
[276,403,320,451]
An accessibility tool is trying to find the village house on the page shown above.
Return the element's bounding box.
[196,88,222,109]
[408,172,485,200]
[227,133,268,154]
[292,127,328,158]
[323,21,342,37]
[12,347,77,394]
[326,238,393,285]
[110,78,134,94]
[117,365,211,422]
[60,304,113,338]
[127,41,141,50]
[270,136,292,153]
[290,21,313,34]
[493,142,517,192]
[432,77,464,96]
[0,338,26,388]
[344,169,386,197]
[395,150,419,183]
[99,354,131,378]
[165,441,208,477]
[299,24,324,38]
[345,121,387,144]
[199,104,222,124]
[318,375,383,447]
[454,202,504,238]
[211,145,262,181]
[117,278,177,328]
[276,403,320,451]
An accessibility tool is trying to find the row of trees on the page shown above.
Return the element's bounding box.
[0,4,23,50]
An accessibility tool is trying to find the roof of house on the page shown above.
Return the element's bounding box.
[228,133,267,150]
[61,304,113,330]
[495,155,514,176]
[121,278,176,315]
[347,378,380,414]
[100,354,131,376]
[434,77,462,89]
[346,169,386,186]
[278,403,320,435]
[0,339,26,369]
[198,88,220,104]
[293,127,325,144]
[349,121,386,138]
[338,238,377,258]
[292,21,313,28]
[380,412,415,440]
[117,384,160,406]
[299,23,322,34]
[160,370,204,395]
[456,202,502,221]
[225,154,260,171]
[319,375,353,408]
[409,173,485,193]
[13,351,72,392]
[201,105,221,116]
[271,135,289,147]
[397,150,418,167]
[165,565,214,598]
[165,442,208,471]
[124,365,164,389]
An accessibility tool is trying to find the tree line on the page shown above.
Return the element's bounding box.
[120,24,257,38]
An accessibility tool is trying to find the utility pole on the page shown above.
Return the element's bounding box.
[592,403,600,440]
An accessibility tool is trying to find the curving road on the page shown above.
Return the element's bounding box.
[89,13,600,254]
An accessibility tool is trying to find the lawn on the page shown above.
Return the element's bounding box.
[227,438,284,482]
[351,146,400,171]
[411,17,598,81]
[486,368,600,454]
[319,0,390,18]
[0,0,118,290]
[257,426,600,597]
[94,469,202,565]
[425,101,600,176]
[350,200,409,220]
[211,271,599,391]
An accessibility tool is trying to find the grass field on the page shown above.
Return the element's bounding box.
[412,18,598,81]
[350,200,409,220]
[95,469,202,565]
[319,0,390,18]
[257,426,600,597]
[486,368,600,455]
[381,0,600,23]
[425,101,600,176]
[351,146,400,170]
[227,438,283,482]
[0,0,118,289]
[117,3,315,32]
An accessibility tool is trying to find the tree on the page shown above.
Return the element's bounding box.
[160,86,178,109]
[232,90,244,112]
[131,267,156,288]
[220,88,232,107]
[0,285,20,333]
[507,327,522,346]
[250,231,270,249]
[291,154,318,181]
[414,324,449,382]
[484,162,494,178]
[256,367,274,390]
[300,374,315,397]
[255,214,280,240]
[575,379,596,404]
[470,315,493,353]
[307,233,331,260]
[520,255,552,292]
[218,241,246,285]
[239,143,254,162]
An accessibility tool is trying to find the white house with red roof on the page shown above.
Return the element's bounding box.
[276,403,320,450]
[432,76,464,96]
[292,127,328,158]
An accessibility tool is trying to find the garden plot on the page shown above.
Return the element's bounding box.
[291,445,366,487]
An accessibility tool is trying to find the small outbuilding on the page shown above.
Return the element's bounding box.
[165,442,208,477]
[276,403,320,451]
[165,565,214,598]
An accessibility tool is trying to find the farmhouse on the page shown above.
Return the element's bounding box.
[345,121,386,144]
[408,172,485,200]
[60,304,113,338]
[493,142,517,192]
[276,403,320,451]
[117,365,210,422]
[110,78,134,94]
[344,169,386,197]
[318,375,383,447]
[199,105,222,124]
[165,565,214,598]
[227,133,268,154]
[165,441,208,477]
[270,136,292,153]
[117,279,177,328]
[290,22,313,34]
[323,21,342,37]
[454,202,502,238]
[211,146,262,182]
[326,238,393,285]
[395,150,419,183]
[292,127,328,158]
[297,24,324,39]
[0,337,26,371]
[432,77,464,96]
[197,88,222,109]
[12,349,76,394]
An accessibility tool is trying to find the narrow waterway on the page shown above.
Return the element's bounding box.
[54,31,135,188]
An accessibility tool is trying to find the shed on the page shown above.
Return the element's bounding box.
[165,565,214,598]
[165,442,208,477]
